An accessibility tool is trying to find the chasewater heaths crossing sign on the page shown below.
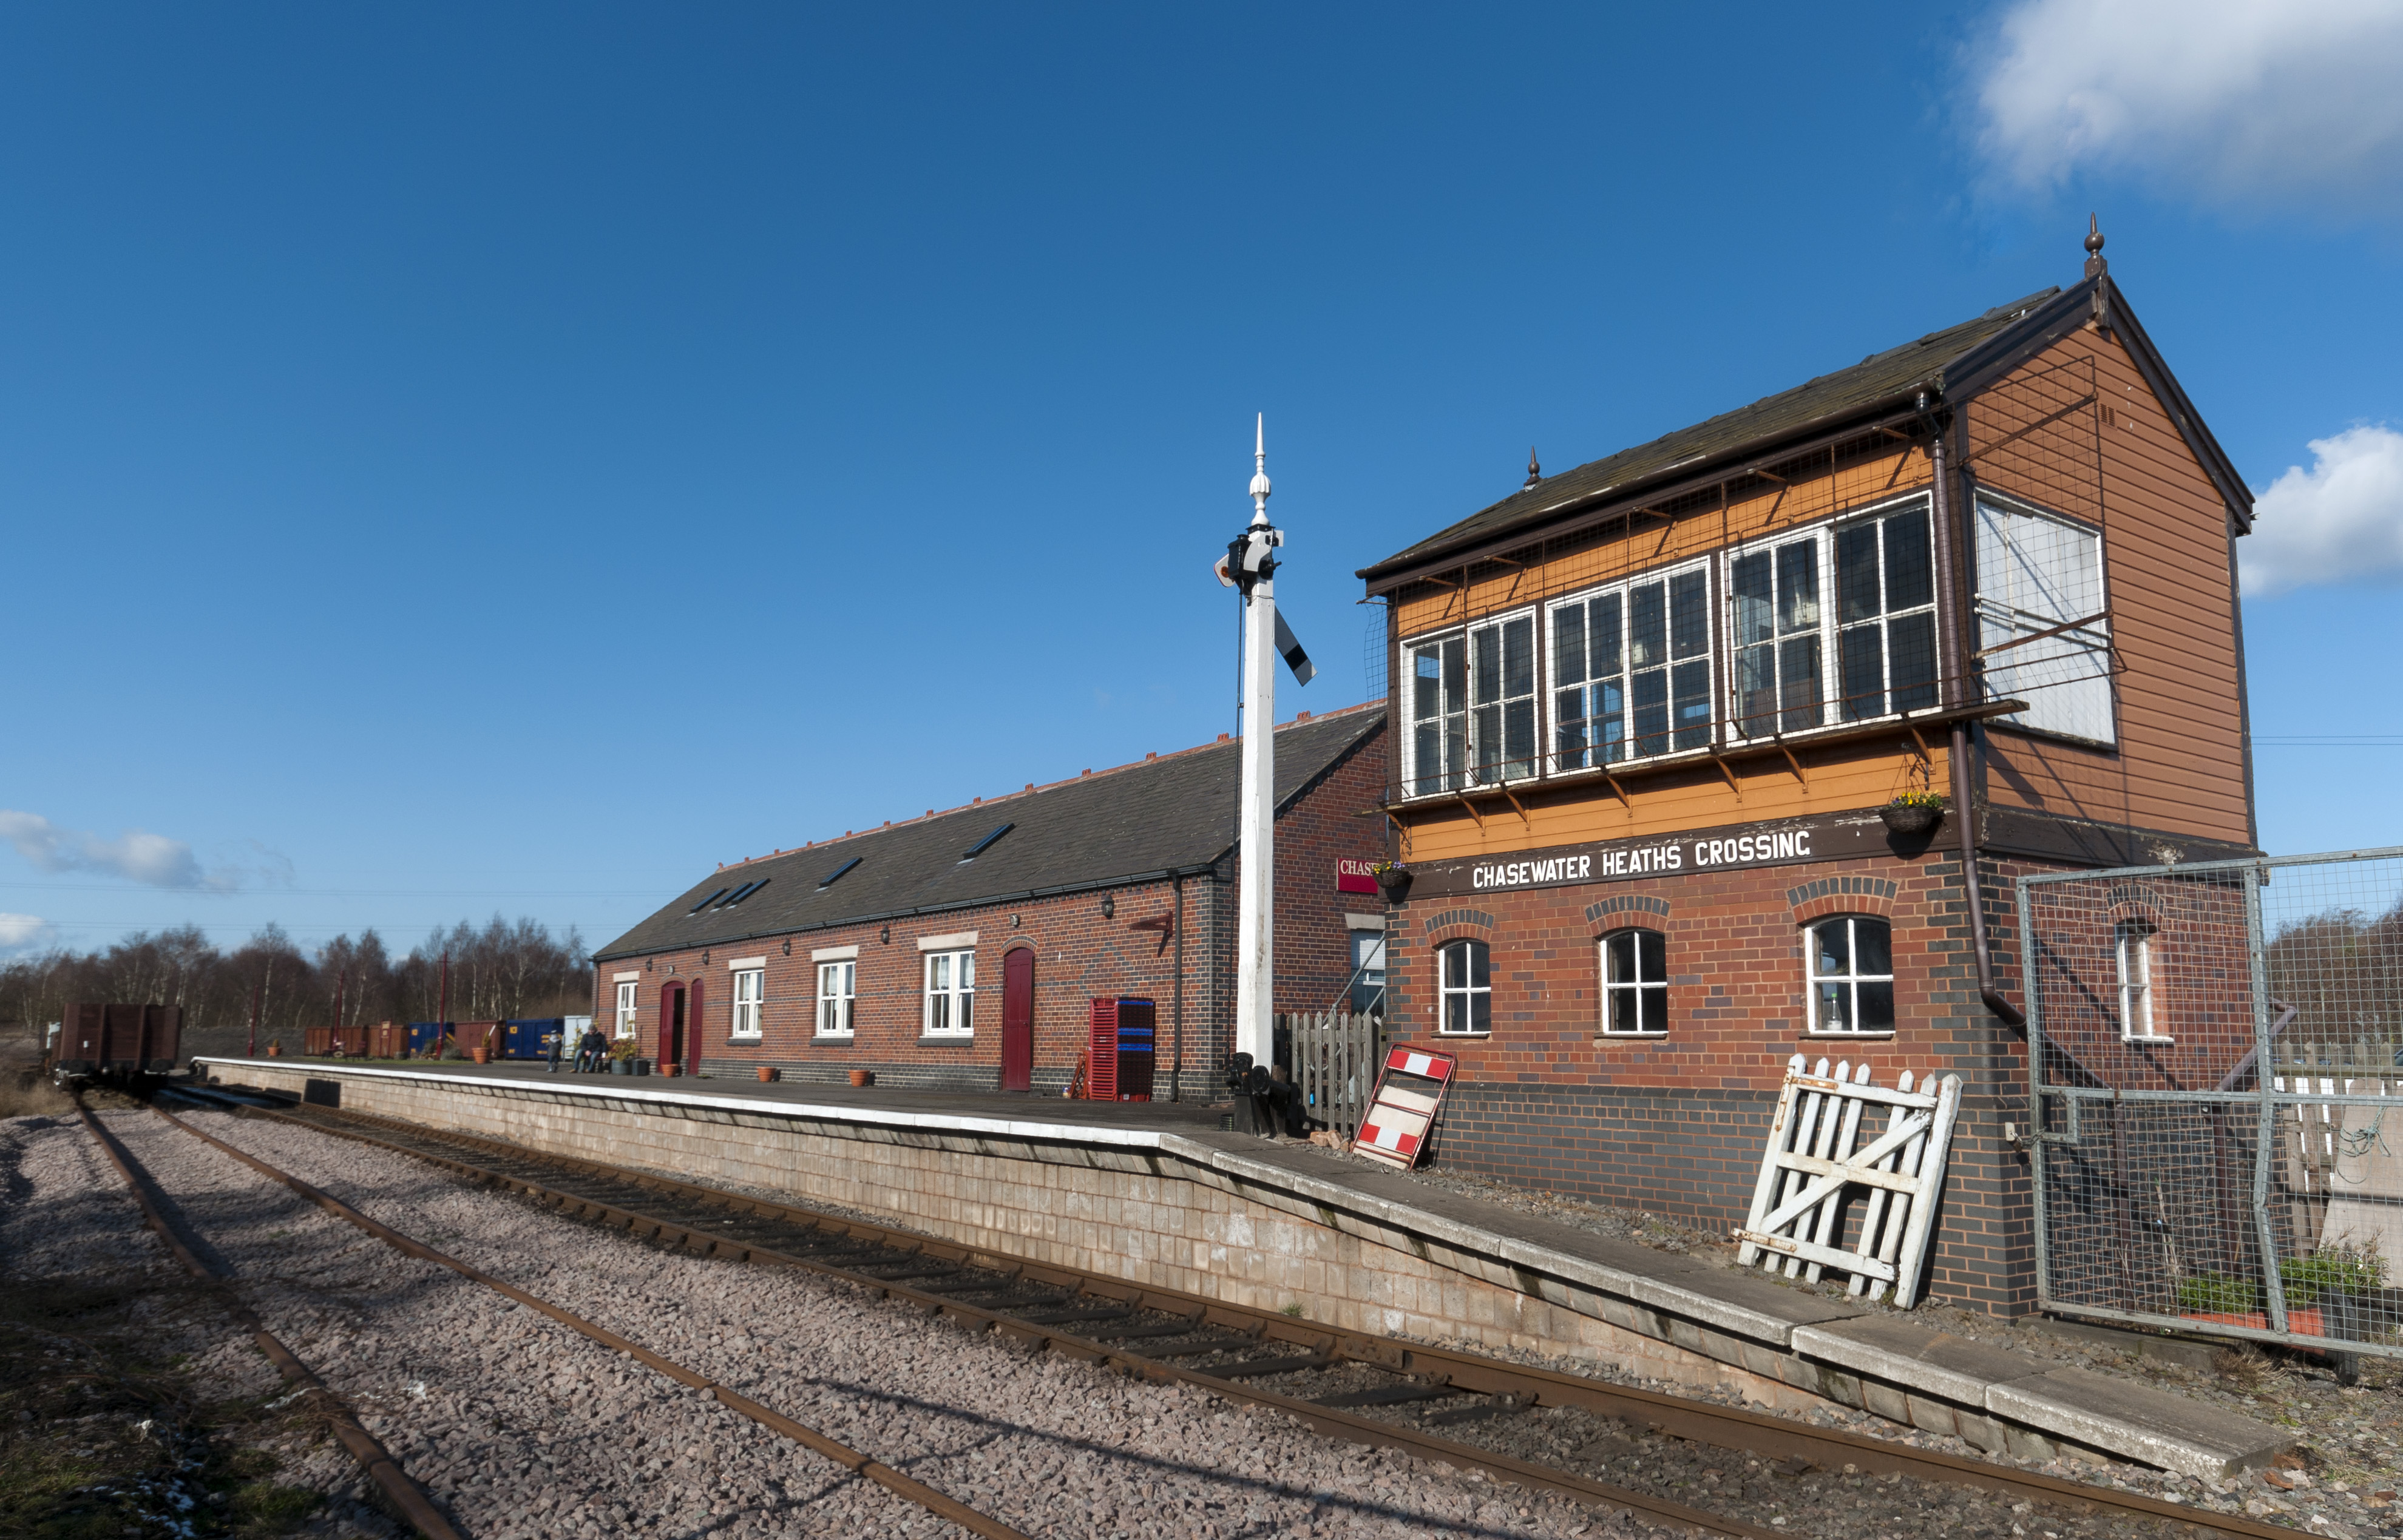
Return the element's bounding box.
[1405,809,1936,901]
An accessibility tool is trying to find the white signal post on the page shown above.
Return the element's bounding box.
[1222,416,1283,1069]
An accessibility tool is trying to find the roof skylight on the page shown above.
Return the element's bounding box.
[688,888,730,914]
[959,822,1015,862]
[819,857,861,890]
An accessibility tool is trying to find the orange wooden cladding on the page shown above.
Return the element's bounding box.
[1380,318,2251,863]
[1972,326,2251,847]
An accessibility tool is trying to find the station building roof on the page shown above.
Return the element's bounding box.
[592,704,1385,962]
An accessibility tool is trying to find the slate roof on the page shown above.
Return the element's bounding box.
[592,707,1385,961]
[1357,274,2252,587]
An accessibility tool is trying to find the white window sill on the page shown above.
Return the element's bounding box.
[1804,1031,1896,1040]
[1599,1032,1670,1040]
[919,1033,975,1044]
[2123,1036,2175,1045]
[728,1035,763,1044]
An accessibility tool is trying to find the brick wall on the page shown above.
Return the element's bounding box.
[1384,842,2064,1315]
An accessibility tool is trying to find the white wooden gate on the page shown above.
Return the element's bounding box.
[1281,1011,1380,1141]
[1733,1055,1963,1308]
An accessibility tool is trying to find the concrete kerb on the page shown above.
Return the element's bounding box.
[193,1058,2289,1479]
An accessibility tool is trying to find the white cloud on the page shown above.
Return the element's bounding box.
[0,811,224,890]
[0,913,53,954]
[2242,424,2403,596]
[1973,0,2403,213]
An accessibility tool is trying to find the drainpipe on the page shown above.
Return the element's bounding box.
[1932,413,2027,1032]
[1170,874,1185,1101]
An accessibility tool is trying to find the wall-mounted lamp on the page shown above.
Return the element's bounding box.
[782,939,791,956]
[880,925,892,945]
[702,950,710,966]
[1010,913,1022,929]
[1100,895,1116,919]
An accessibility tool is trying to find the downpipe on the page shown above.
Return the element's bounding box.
[1951,720,2025,1031]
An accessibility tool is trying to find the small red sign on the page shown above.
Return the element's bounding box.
[1337,858,1379,895]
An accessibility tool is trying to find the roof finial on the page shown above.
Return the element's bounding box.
[2083,212,2107,279]
[1247,413,1272,528]
[1523,447,1541,490]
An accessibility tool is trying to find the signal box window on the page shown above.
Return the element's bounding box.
[924,950,975,1036]
[1600,928,1669,1036]
[1405,612,1536,795]
[817,961,855,1038]
[1806,916,1894,1035]
[1438,939,1491,1035]
[731,968,764,1038]
[1551,563,1712,769]
[1730,496,1936,739]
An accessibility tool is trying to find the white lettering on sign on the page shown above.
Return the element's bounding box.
[1462,826,1815,893]
[1692,828,1811,867]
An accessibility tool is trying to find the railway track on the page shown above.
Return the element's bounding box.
[82,1098,1037,1540]
[159,1084,2297,1540]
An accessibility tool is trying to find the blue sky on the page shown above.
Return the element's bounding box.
[3,2,2399,957]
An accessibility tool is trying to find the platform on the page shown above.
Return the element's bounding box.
[192,1055,2288,1479]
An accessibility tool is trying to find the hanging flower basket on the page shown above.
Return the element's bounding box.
[1371,861,1412,901]
[1880,793,1946,838]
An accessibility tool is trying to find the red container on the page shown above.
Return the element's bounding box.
[1086,998,1156,1101]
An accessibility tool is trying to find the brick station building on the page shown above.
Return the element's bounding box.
[589,706,1390,1097]
[1356,235,2259,1315]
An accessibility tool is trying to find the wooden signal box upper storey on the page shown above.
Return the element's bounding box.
[1358,265,2256,896]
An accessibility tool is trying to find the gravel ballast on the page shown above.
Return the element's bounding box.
[120,1105,1644,1538]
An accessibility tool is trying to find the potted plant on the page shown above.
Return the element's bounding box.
[756,1066,779,1083]
[265,1038,283,1058]
[1370,860,1412,902]
[607,1038,637,1076]
[849,1068,875,1087]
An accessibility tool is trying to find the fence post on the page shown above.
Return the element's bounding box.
[2243,862,2290,1336]
[2016,874,2051,1314]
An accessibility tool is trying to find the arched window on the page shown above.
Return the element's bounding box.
[1806,916,1893,1034]
[1437,939,1491,1035]
[1599,928,1668,1035]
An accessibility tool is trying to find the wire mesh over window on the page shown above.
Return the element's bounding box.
[1407,614,1537,794]
[1550,562,1710,770]
[2022,849,2403,1364]
[1729,495,1936,740]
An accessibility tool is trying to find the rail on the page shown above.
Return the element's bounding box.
[171,1084,2295,1540]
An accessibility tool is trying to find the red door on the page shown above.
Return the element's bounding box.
[1000,948,1035,1093]
[660,982,685,1072]
[685,978,705,1077]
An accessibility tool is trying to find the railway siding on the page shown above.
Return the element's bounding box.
[200,1056,2292,1482]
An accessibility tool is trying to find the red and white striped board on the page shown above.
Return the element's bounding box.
[1350,1045,1458,1170]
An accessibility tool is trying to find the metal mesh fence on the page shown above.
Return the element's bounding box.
[2021,848,2403,1365]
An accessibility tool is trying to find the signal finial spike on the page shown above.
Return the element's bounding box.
[1248,412,1272,525]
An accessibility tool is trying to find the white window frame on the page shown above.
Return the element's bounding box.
[1545,557,1715,775]
[1437,939,1491,1036]
[816,960,855,1038]
[1599,928,1669,1036]
[614,980,638,1039]
[1973,490,2115,746]
[730,968,765,1038]
[923,948,975,1036]
[1401,606,1540,798]
[1725,493,1940,743]
[1349,925,1387,1017]
[2117,922,2166,1042]
[1805,915,1896,1036]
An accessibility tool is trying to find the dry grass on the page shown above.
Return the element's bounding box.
[0,1072,73,1121]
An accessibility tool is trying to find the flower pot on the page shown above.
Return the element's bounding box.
[1375,870,1412,902]
[472,1047,492,1065]
[849,1069,875,1088]
[265,1044,282,1058]
[662,1062,680,1077]
[1879,803,1943,838]
[757,1066,779,1083]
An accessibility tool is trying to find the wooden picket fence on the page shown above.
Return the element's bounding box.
[1279,1011,1382,1141]
[1733,1054,1963,1308]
